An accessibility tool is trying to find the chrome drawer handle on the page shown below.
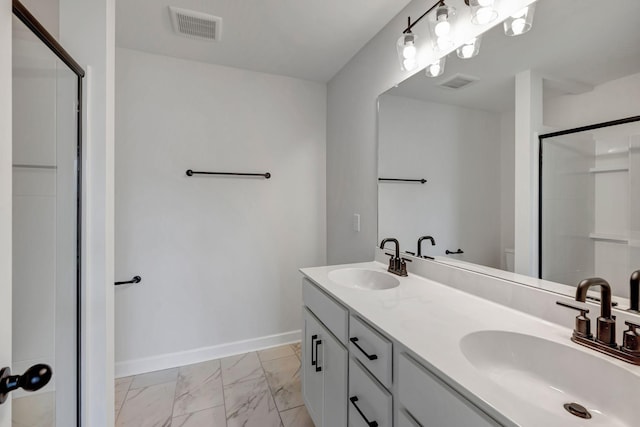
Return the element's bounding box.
[350,396,378,427]
[350,337,378,361]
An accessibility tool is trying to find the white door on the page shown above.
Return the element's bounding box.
[0,6,82,426]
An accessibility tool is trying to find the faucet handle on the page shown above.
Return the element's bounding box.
[399,257,411,276]
[384,252,395,271]
[622,321,640,353]
[556,301,592,339]
[556,301,589,313]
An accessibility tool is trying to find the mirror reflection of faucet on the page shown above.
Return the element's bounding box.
[417,236,436,259]
[629,270,639,313]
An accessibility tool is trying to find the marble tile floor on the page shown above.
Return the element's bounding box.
[115,342,313,427]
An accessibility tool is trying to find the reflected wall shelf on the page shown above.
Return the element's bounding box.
[588,166,629,173]
[588,232,629,243]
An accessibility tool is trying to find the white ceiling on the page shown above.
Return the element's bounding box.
[116,0,413,82]
[387,0,640,112]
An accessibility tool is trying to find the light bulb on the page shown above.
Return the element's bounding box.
[511,18,526,35]
[475,7,494,25]
[397,33,418,70]
[434,20,450,37]
[503,4,535,36]
[457,38,480,59]
[425,57,446,77]
[431,4,456,51]
[403,58,417,71]
[402,44,417,59]
[460,44,475,58]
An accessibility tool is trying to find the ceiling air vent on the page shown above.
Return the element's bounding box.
[438,74,479,90]
[169,6,222,41]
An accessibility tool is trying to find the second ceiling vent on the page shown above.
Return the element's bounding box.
[169,6,222,41]
[438,74,479,90]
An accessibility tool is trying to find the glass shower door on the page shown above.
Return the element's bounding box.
[11,11,80,426]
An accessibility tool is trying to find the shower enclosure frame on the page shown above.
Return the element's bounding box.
[12,1,85,425]
[538,114,640,280]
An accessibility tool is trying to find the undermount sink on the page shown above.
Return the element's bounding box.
[328,268,400,290]
[460,330,639,426]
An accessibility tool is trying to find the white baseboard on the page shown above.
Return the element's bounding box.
[115,330,301,378]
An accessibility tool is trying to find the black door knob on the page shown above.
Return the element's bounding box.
[0,364,52,404]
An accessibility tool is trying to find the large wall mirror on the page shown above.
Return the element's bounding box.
[377,0,640,302]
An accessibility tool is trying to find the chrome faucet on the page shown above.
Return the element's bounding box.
[380,238,410,276]
[557,277,640,365]
[630,270,639,313]
[417,235,436,259]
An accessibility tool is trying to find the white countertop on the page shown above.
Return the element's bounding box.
[300,261,640,427]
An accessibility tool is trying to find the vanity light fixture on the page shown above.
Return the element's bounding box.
[397,29,419,71]
[425,56,446,77]
[396,0,537,72]
[457,36,481,59]
[396,1,448,71]
[464,0,498,25]
[429,3,457,52]
[503,4,536,36]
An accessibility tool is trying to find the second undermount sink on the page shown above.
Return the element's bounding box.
[460,330,639,426]
[328,268,400,290]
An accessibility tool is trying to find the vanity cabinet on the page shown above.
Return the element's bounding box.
[302,277,501,427]
[397,353,500,427]
[302,281,348,427]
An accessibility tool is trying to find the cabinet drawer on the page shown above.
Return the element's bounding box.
[398,353,500,427]
[349,315,392,388]
[348,358,392,427]
[303,278,348,344]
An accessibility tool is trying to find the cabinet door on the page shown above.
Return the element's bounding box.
[303,308,324,427]
[322,327,348,427]
[398,354,500,427]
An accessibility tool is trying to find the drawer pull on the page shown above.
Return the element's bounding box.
[350,337,378,361]
[314,339,322,372]
[350,396,378,427]
[311,335,317,366]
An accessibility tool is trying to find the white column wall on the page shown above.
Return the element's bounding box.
[59,0,115,425]
[514,70,542,276]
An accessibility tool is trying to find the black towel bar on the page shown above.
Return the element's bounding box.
[186,170,271,179]
[378,178,426,184]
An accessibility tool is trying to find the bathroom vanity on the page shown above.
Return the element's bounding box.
[300,253,640,427]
